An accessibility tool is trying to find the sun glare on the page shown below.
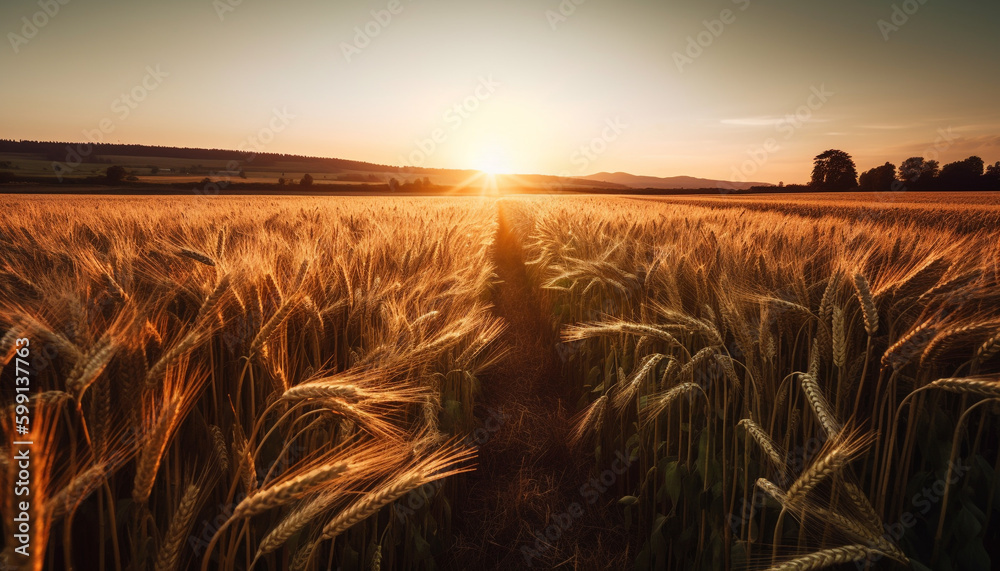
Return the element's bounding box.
[471,143,515,175]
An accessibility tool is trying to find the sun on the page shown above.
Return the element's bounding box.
[470,143,515,175]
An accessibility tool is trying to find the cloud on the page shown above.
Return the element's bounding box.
[857,123,929,131]
[722,116,831,127]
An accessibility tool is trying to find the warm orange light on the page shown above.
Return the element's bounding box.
[470,141,515,175]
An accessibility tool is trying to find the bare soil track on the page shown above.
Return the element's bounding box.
[446,207,633,570]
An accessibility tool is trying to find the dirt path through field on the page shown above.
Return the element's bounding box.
[447,204,631,570]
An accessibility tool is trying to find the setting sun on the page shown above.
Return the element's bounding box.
[470,142,515,175]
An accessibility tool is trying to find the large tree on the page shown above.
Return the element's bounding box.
[897,157,940,190]
[986,162,1000,190]
[106,165,128,185]
[939,156,985,190]
[810,150,858,191]
[858,162,896,192]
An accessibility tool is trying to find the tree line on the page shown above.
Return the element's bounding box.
[810,149,1000,191]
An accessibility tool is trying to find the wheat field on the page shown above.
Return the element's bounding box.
[1,194,999,570]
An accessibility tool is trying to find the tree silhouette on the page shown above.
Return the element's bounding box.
[939,156,984,190]
[899,157,925,183]
[986,162,1000,186]
[810,150,857,191]
[300,173,314,187]
[106,165,128,185]
[859,162,896,192]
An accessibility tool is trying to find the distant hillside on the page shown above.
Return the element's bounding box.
[580,171,771,190]
[0,140,768,191]
[0,139,409,174]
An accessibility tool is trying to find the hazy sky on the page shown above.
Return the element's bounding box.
[2,0,998,183]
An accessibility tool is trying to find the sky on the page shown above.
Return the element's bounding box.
[1,0,998,184]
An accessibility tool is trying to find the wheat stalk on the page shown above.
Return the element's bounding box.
[66,333,117,399]
[232,461,349,519]
[154,484,202,571]
[562,321,680,346]
[677,347,716,381]
[178,248,215,267]
[48,462,108,520]
[853,272,879,336]
[642,382,702,427]
[317,445,474,542]
[921,321,999,366]
[785,431,872,506]
[738,418,785,476]
[194,274,231,325]
[249,298,298,355]
[132,400,179,504]
[764,544,885,571]
[255,491,340,558]
[882,320,937,370]
[799,373,841,438]
[832,306,846,368]
[612,353,667,411]
[922,376,1000,398]
[208,425,229,474]
[569,395,607,447]
[976,330,1000,363]
[144,330,202,388]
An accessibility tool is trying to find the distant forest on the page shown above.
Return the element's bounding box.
[0,139,445,174]
[803,149,1000,192]
[2,140,1000,192]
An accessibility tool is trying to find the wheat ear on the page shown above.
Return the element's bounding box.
[642,382,703,427]
[255,491,339,558]
[853,272,878,335]
[318,445,474,541]
[232,462,349,519]
[738,418,785,476]
[832,306,846,367]
[569,395,607,447]
[785,431,872,506]
[764,544,885,571]
[48,462,108,519]
[145,331,202,388]
[250,299,298,355]
[800,373,841,438]
[154,484,202,571]
[923,376,1000,398]
[177,248,215,266]
[66,333,117,399]
[132,400,179,504]
[208,425,229,474]
[613,353,667,411]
